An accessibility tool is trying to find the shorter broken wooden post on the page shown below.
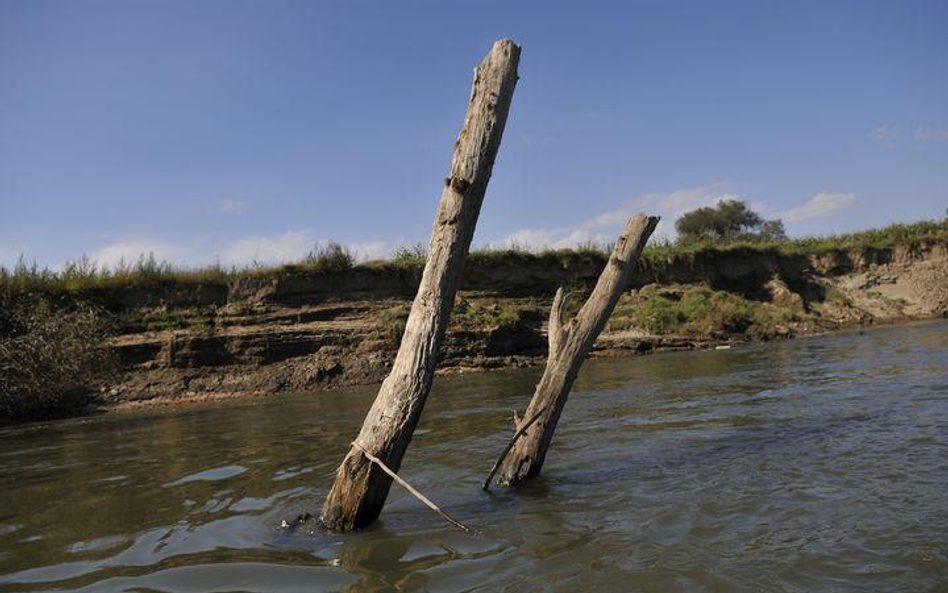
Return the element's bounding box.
[486,213,659,487]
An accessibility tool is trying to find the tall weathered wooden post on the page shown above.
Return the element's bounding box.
[485,213,659,487]
[321,39,520,531]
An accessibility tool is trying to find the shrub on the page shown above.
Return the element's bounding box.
[680,289,713,321]
[304,242,355,272]
[677,288,754,334]
[705,292,754,333]
[496,304,522,326]
[0,295,117,421]
[633,296,684,334]
[391,243,428,268]
[625,288,764,336]
[450,300,524,331]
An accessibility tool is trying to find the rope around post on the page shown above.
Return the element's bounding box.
[350,441,474,533]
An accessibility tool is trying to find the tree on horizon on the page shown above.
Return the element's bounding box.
[675,200,786,244]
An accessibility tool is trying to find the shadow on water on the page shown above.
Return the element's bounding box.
[0,320,946,592]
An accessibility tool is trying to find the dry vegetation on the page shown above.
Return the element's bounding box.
[2,219,945,296]
[0,294,117,421]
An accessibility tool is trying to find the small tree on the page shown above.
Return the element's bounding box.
[675,200,785,244]
[758,219,787,241]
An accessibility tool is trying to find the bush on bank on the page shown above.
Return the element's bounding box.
[0,294,117,422]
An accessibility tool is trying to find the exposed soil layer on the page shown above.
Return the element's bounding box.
[101,242,947,409]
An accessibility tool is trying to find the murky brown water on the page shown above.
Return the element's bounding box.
[1,321,947,592]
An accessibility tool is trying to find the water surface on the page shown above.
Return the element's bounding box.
[1,321,946,592]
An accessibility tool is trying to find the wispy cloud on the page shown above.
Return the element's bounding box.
[781,192,856,223]
[914,126,948,142]
[633,184,741,222]
[503,227,614,251]
[80,231,404,270]
[216,198,251,213]
[870,125,948,145]
[221,232,398,264]
[497,183,737,250]
[352,240,396,261]
[24,187,863,271]
[496,185,860,250]
[869,125,899,146]
[90,237,190,267]
[220,231,312,264]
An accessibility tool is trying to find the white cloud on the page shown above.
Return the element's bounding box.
[781,192,856,223]
[350,240,396,261]
[220,231,312,265]
[90,237,189,267]
[216,198,251,213]
[495,185,862,249]
[914,126,948,142]
[497,183,738,250]
[504,227,614,251]
[218,235,404,265]
[747,199,770,216]
[869,125,898,146]
[54,186,860,271]
[633,185,741,222]
[80,231,402,270]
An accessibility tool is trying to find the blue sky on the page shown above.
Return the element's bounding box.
[1,0,946,268]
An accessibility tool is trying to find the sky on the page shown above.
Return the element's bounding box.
[1,0,946,269]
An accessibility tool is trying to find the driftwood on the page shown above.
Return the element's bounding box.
[320,39,521,531]
[486,213,659,487]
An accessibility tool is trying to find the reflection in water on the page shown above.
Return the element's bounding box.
[0,321,946,592]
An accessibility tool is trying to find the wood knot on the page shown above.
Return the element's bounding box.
[445,176,472,194]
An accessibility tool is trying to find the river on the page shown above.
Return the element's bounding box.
[1,321,946,592]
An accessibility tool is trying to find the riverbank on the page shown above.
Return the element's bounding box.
[79,236,948,411]
[2,221,947,421]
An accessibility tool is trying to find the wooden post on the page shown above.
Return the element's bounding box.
[487,213,659,487]
[320,39,520,531]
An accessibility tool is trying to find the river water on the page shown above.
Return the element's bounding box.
[1,321,946,592]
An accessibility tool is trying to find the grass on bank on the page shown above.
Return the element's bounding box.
[606,285,801,338]
[0,242,358,294]
[2,219,946,296]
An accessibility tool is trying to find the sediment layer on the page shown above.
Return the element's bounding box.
[95,242,947,409]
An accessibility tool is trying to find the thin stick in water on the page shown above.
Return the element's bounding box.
[350,441,473,533]
[482,403,549,491]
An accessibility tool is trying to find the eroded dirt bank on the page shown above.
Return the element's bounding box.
[101,242,947,410]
